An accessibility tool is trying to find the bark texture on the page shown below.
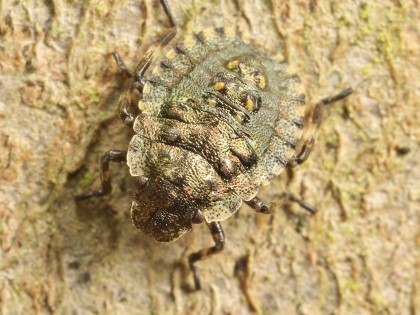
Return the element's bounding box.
[0,0,418,314]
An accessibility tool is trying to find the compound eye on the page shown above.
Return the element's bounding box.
[136,176,149,191]
[191,209,204,224]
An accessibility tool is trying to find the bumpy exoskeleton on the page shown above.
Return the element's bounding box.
[76,0,352,290]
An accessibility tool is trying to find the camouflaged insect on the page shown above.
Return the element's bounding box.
[76,0,352,290]
[127,26,306,239]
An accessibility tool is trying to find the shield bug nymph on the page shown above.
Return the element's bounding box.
[76,0,352,290]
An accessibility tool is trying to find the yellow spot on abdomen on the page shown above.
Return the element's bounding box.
[208,98,217,107]
[245,97,254,111]
[258,75,266,89]
[213,81,225,90]
[227,60,239,69]
[234,114,244,123]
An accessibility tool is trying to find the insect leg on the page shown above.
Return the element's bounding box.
[112,52,134,77]
[188,221,225,290]
[131,0,177,82]
[286,192,317,214]
[288,88,353,167]
[115,0,178,126]
[247,194,315,214]
[75,150,127,201]
[245,197,270,214]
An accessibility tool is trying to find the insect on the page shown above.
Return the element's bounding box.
[76,0,352,290]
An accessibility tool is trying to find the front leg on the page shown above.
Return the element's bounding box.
[188,221,225,290]
[75,150,127,201]
[112,0,178,127]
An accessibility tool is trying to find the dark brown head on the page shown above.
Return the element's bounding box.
[131,176,204,242]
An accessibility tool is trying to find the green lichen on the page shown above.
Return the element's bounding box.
[359,3,370,22]
[362,64,373,76]
[91,144,103,154]
[78,171,94,188]
[95,3,108,16]
[338,17,353,29]
[85,87,101,103]
[343,278,361,293]
[323,160,335,172]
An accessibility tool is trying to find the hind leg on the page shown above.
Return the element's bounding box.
[188,222,225,290]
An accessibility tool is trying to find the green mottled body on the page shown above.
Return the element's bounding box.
[127,27,306,241]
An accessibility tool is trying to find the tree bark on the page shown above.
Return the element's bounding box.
[0,0,418,314]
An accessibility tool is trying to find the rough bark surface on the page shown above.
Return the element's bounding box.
[0,0,418,314]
